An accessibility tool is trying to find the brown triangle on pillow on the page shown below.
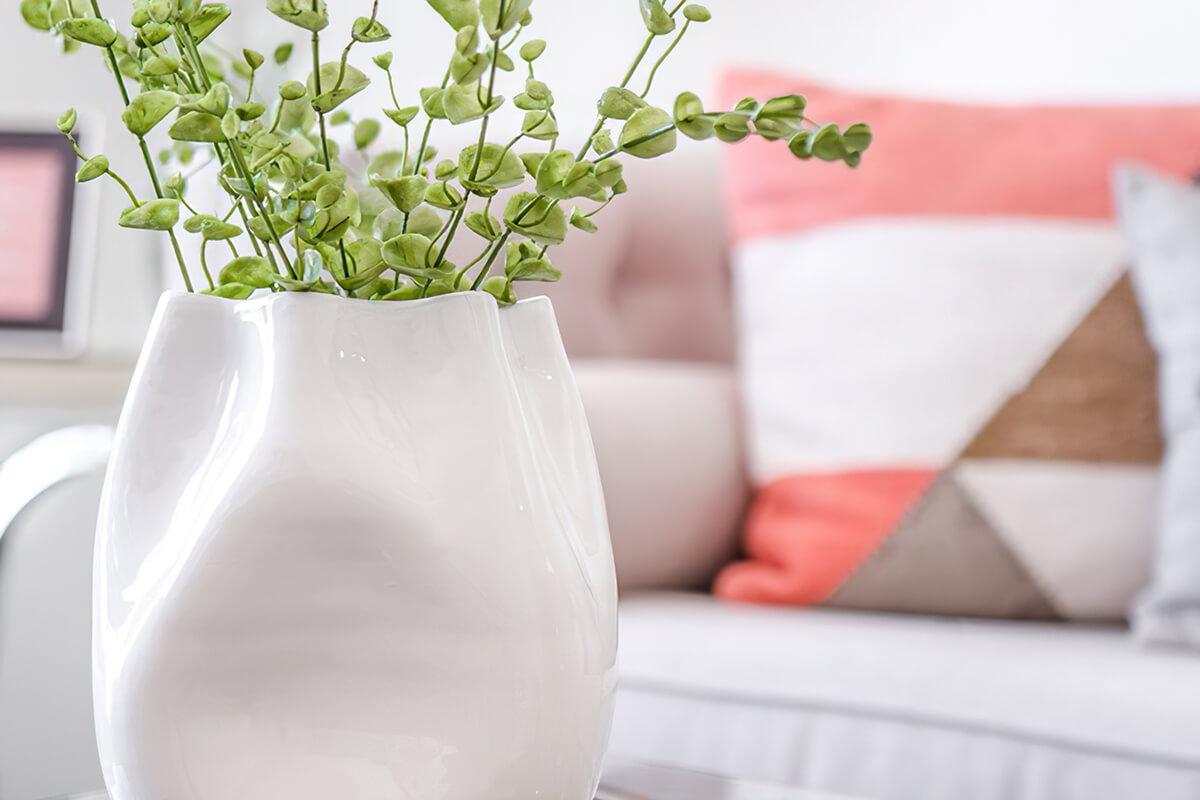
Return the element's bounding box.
[827,471,1061,620]
[963,273,1163,464]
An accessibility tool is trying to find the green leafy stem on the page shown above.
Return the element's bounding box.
[19,0,872,304]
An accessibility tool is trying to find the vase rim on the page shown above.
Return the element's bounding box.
[157,289,551,314]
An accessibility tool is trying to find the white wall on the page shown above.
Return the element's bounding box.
[3,3,1200,799]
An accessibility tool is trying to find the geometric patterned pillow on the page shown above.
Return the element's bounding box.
[714,70,1200,620]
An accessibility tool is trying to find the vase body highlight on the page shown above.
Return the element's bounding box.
[93,291,618,800]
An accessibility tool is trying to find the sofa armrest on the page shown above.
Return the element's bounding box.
[573,359,748,592]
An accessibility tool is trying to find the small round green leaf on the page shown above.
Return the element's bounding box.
[459,143,525,188]
[267,0,328,32]
[220,110,240,141]
[811,123,847,161]
[713,112,751,143]
[188,4,231,42]
[279,80,307,101]
[309,62,370,114]
[519,39,546,62]
[58,18,118,48]
[481,275,516,305]
[203,283,255,300]
[122,91,178,137]
[138,22,173,47]
[619,107,677,158]
[355,118,382,150]
[638,0,676,35]
[384,106,420,127]
[481,0,531,39]
[503,192,567,245]
[169,111,227,143]
[220,255,275,288]
[521,111,557,140]
[20,0,53,32]
[842,122,873,155]
[425,181,463,210]
[570,208,598,234]
[375,175,430,213]
[380,282,424,301]
[598,86,647,121]
[57,108,77,135]
[236,102,266,121]
[300,249,324,283]
[424,0,480,30]
[142,55,182,76]
[75,155,109,183]
[381,232,437,277]
[465,210,503,240]
[352,15,390,42]
[119,199,180,231]
[442,81,498,125]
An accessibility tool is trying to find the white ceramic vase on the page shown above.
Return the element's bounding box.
[93,291,618,800]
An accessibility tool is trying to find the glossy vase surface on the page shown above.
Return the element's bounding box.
[94,291,618,800]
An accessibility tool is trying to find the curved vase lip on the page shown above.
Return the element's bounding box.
[156,289,552,316]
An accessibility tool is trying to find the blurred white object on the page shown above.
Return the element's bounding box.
[0,426,113,543]
[94,291,617,800]
[0,428,112,800]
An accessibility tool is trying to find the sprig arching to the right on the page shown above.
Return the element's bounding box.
[21,0,872,305]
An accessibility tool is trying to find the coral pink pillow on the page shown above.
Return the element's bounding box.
[717,69,1200,620]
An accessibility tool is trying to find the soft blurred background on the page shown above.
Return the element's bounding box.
[3,2,1200,799]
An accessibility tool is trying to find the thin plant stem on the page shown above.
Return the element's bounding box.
[312,32,333,170]
[89,0,193,292]
[104,170,140,207]
[640,21,690,98]
[575,0,687,160]
[176,23,293,276]
[470,232,510,290]
[414,67,452,175]
[425,4,506,292]
[310,28,352,279]
[199,240,216,289]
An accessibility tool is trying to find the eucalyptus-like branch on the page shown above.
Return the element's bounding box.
[87,0,194,292]
[26,0,871,303]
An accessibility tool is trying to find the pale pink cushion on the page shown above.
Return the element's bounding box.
[573,360,748,590]
[542,155,733,363]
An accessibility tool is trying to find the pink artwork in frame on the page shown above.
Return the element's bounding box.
[0,131,76,332]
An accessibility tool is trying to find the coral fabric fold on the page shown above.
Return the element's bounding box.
[714,470,935,605]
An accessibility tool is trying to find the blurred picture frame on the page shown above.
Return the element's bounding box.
[0,110,100,359]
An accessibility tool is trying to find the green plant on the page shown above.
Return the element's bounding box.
[21,0,871,304]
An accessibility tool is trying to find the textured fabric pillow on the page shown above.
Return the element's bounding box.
[715,69,1200,620]
[1114,165,1200,646]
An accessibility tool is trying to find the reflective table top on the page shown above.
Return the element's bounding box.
[41,759,855,800]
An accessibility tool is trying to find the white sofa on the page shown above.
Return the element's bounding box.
[3,153,1200,800]
[545,155,1200,800]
